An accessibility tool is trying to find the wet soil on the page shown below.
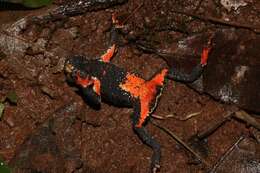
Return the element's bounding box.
[0,0,259,173]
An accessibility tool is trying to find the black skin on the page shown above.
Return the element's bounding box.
[66,56,133,106]
[65,25,208,173]
[65,55,205,172]
[82,86,101,109]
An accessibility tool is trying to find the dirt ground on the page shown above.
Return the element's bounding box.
[0,0,259,173]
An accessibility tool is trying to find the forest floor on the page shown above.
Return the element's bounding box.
[0,0,259,173]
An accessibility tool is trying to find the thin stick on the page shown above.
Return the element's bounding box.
[197,111,233,139]
[121,2,144,25]
[233,111,260,130]
[151,111,201,121]
[150,119,211,168]
[209,135,245,173]
[171,10,260,34]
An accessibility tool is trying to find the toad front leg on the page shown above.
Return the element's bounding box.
[75,72,102,107]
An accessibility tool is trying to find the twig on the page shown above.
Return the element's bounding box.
[209,135,245,173]
[233,110,260,130]
[112,2,143,29]
[195,110,260,140]
[151,114,167,120]
[121,2,144,25]
[197,111,233,140]
[150,119,211,168]
[151,111,201,121]
[171,10,260,34]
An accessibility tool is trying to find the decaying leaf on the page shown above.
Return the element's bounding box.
[0,51,6,60]
[6,91,18,104]
[0,158,11,173]
[0,103,4,119]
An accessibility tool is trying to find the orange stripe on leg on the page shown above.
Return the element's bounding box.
[93,78,101,95]
[101,44,116,63]
[150,69,168,86]
[200,47,211,66]
[136,99,150,128]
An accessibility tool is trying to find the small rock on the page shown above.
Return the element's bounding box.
[67,27,79,39]
[220,0,247,12]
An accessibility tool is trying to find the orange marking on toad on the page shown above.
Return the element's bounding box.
[93,78,101,95]
[120,69,168,127]
[101,44,116,63]
[201,47,211,66]
[76,72,93,88]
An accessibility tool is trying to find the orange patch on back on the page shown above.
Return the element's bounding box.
[120,69,168,127]
[119,74,146,97]
[101,44,116,63]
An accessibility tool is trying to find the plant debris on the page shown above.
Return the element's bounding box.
[6,91,18,104]
[0,103,4,119]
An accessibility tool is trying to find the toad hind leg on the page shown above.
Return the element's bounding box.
[167,47,211,82]
[132,104,161,173]
[100,44,116,63]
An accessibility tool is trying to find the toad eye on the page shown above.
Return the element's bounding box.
[77,70,89,79]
